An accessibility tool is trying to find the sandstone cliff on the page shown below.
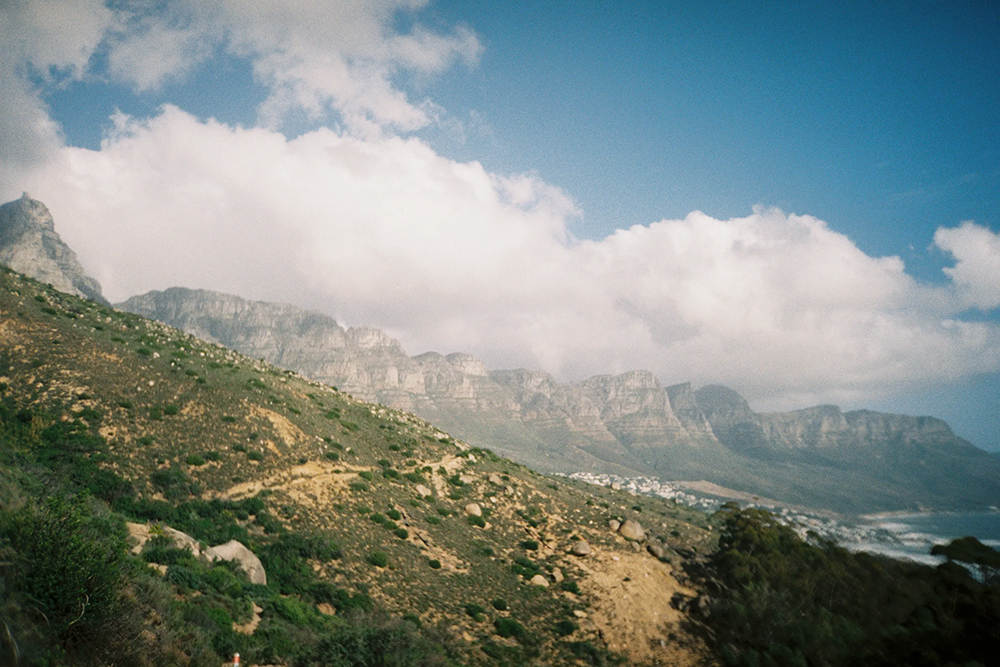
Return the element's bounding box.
[0,194,107,304]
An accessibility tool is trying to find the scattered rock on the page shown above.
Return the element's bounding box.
[459,474,475,485]
[529,574,550,587]
[465,503,482,517]
[205,540,268,585]
[553,567,564,583]
[571,540,592,557]
[618,519,645,542]
[488,473,503,485]
[608,519,621,532]
[415,484,432,497]
[573,610,588,618]
[647,543,667,561]
[504,485,515,496]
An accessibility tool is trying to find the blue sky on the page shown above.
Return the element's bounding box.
[2,0,999,449]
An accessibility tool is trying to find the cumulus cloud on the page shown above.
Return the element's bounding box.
[20,107,1000,411]
[935,222,1000,311]
[103,0,481,132]
[0,0,114,177]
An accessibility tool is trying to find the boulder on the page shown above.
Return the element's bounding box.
[163,526,203,557]
[553,567,564,583]
[647,542,667,561]
[488,473,503,485]
[205,540,268,585]
[415,484,432,497]
[608,519,620,532]
[465,503,482,517]
[571,540,592,557]
[529,574,549,587]
[618,519,645,542]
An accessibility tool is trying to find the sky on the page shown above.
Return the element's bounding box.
[1,0,999,449]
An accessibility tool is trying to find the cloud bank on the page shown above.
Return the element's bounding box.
[2,1,999,413]
[19,106,1000,410]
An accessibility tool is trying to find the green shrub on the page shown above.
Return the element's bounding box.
[186,454,206,466]
[370,513,386,524]
[467,515,486,528]
[394,528,408,539]
[350,481,369,492]
[520,540,539,551]
[403,472,425,483]
[387,509,402,521]
[340,420,360,432]
[367,551,389,568]
[436,506,451,517]
[428,559,442,569]
[247,450,264,461]
[137,347,153,357]
[358,471,373,481]
[388,444,401,451]
[491,598,508,611]
[203,451,222,462]
[164,404,180,416]
[494,618,528,642]
[118,400,134,409]
[554,619,577,636]
[560,580,581,595]
[426,515,441,525]
[221,415,238,423]
[324,409,341,420]
[324,451,340,461]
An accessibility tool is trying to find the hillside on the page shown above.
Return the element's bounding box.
[120,287,1000,514]
[0,267,718,666]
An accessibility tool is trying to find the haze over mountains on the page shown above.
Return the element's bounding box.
[2,194,998,514]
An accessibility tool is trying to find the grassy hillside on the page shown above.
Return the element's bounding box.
[0,267,718,667]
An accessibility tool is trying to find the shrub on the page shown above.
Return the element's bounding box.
[491,598,508,611]
[554,620,577,637]
[137,347,153,357]
[436,507,451,517]
[465,603,487,622]
[560,581,581,595]
[428,559,442,569]
[164,404,180,416]
[247,450,264,461]
[403,472,425,483]
[370,513,386,524]
[203,451,222,462]
[367,551,389,568]
[426,515,441,525]
[388,444,401,451]
[387,509,402,521]
[324,451,340,461]
[358,471,373,481]
[520,540,539,551]
[340,420,360,432]
[186,454,206,466]
[221,415,238,423]
[324,409,341,420]
[394,528,408,539]
[350,481,369,492]
[494,618,528,642]
[118,400,133,409]
[467,515,486,528]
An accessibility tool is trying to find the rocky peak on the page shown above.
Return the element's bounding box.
[0,194,107,304]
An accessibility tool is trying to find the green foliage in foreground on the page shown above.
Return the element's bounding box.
[0,400,461,667]
[698,505,1000,667]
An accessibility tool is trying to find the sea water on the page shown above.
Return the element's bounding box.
[847,512,1000,565]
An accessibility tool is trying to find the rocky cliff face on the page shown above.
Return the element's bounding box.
[118,286,997,512]
[0,194,107,304]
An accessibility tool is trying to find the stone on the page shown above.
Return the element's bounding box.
[205,540,268,585]
[647,542,667,561]
[618,519,645,541]
[608,519,620,532]
[163,526,202,557]
[571,540,592,556]
[529,574,549,587]
[553,567,564,583]
[464,503,482,517]
[459,474,475,485]
[573,610,588,618]
[415,484,432,497]
[488,473,503,485]
[504,485,515,496]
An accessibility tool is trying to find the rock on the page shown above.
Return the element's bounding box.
[573,610,588,618]
[504,485,515,496]
[162,526,202,557]
[464,503,482,517]
[553,567,564,583]
[618,519,645,541]
[647,542,667,561]
[0,194,108,304]
[415,484,432,497]
[204,540,267,585]
[571,540,592,556]
[459,474,475,485]
[488,473,503,485]
[529,574,549,587]
[608,519,620,532]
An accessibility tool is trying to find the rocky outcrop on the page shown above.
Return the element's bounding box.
[204,540,268,585]
[0,194,107,304]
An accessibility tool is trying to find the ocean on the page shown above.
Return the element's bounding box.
[848,512,1000,565]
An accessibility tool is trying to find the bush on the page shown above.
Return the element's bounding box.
[467,515,486,528]
[428,559,442,569]
[358,471,373,481]
[367,551,389,568]
[247,450,264,461]
[426,515,441,525]
[186,454,206,466]
[387,509,402,521]
[164,404,180,416]
[494,617,528,643]
[520,540,539,551]
[394,528,409,539]
[491,598,508,611]
[324,451,340,461]
[560,580,581,595]
[554,619,577,636]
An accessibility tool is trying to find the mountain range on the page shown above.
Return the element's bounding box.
[2,194,998,514]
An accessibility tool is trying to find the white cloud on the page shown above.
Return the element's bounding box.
[935,222,1000,311]
[19,107,1000,412]
[0,0,114,181]
[102,0,482,132]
